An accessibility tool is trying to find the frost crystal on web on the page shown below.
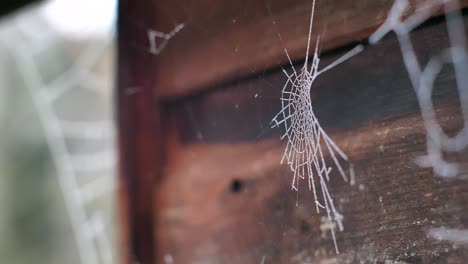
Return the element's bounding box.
[271,0,362,253]
[148,23,184,55]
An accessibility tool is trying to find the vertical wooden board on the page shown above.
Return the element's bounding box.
[117,0,161,263]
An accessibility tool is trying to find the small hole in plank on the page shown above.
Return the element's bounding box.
[300,220,310,233]
[230,179,244,193]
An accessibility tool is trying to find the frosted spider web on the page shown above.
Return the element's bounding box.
[271,0,363,253]
[370,0,468,247]
[147,23,185,55]
[0,12,116,264]
[370,0,468,178]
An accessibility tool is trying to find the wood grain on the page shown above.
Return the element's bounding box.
[118,1,468,263]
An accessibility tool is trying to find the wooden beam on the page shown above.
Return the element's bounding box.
[117,1,163,263]
[150,0,468,98]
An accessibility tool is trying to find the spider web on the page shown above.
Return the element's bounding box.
[370,0,468,178]
[271,0,363,253]
[148,23,185,55]
[0,14,116,264]
[370,0,468,247]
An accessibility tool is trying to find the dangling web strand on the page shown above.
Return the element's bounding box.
[271,0,363,253]
[148,23,184,55]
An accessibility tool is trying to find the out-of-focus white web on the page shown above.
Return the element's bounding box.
[370,0,468,178]
[148,23,184,55]
[271,0,363,253]
[370,0,468,248]
[1,19,116,264]
[428,227,468,244]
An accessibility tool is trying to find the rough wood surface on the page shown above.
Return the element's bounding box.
[118,1,468,263]
[152,0,468,99]
[154,16,468,263]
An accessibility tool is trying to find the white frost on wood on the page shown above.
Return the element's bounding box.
[271,0,362,253]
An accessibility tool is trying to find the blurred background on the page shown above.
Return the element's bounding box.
[0,0,117,263]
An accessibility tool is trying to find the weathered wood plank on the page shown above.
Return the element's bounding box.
[151,0,468,98]
[153,15,468,263]
[117,1,163,263]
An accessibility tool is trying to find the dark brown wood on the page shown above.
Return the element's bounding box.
[117,1,162,263]
[152,0,468,99]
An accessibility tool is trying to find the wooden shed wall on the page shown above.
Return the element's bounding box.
[117,1,468,263]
